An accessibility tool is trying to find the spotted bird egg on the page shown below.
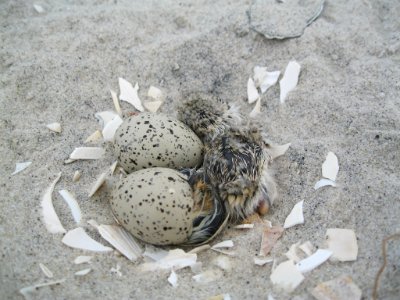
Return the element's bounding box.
[114,113,203,173]
[110,167,194,245]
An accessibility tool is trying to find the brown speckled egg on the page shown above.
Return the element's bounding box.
[110,167,194,245]
[114,113,203,173]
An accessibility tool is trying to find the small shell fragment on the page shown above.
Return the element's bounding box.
[110,264,122,276]
[110,89,123,117]
[102,115,123,142]
[168,270,178,288]
[212,256,232,271]
[95,111,119,127]
[259,226,284,256]
[84,130,103,143]
[39,263,54,278]
[253,66,280,93]
[247,77,259,104]
[299,241,315,256]
[41,172,66,234]
[46,122,62,133]
[96,224,143,261]
[296,249,332,273]
[211,240,234,249]
[88,161,118,197]
[73,256,92,264]
[72,170,81,182]
[140,249,197,272]
[285,242,302,263]
[311,275,362,300]
[192,269,223,284]
[33,4,45,13]
[74,268,91,276]
[58,189,82,224]
[143,100,163,113]
[270,260,304,292]
[283,200,304,229]
[143,245,169,261]
[249,98,261,118]
[69,147,105,160]
[12,162,32,175]
[254,257,273,266]
[233,224,254,229]
[326,228,358,262]
[20,279,65,299]
[147,86,163,101]
[119,77,144,112]
[279,61,301,103]
[265,142,291,160]
[62,227,112,252]
[314,178,337,190]
[322,152,339,181]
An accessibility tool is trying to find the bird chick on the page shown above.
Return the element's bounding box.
[177,97,277,224]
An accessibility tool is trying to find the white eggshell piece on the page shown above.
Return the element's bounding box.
[143,100,163,113]
[296,249,332,273]
[46,122,62,133]
[111,168,194,245]
[253,66,280,93]
[249,98,261,118]
[72,170,81,182]
[280,61,301,103]
[95,111,119,127]
[233,224,254,229]
[254,257,273,266]
[270,260,304,292]
[140,249,197,271]
[12,161,32,175]
[143,245,169,261]
[212,256,232,271]
[114,113,203,173]
[84,130,103,143]
[73,256,92,264]
[118,77,144,112]
[192,269,223,284]
[20,279,65,298]
[211,240,234,249]
[147,86,163,101]
[41,172,66,234]
[39,263,54,278]
[322,152,339,181]
[102,115,123,142]
[168,270,178,288]
[110,89,123,117]
[326,228,358,262]
[266,142,291,160]
[62,227,112,252]
[285,242,301,263]
[74,268,92,276]
[33,4,45,13]
[96,224,142,261]
[247,77,259,104]
[58,189,82,224]
[69,147,105,160]
[299,241,315,256]
[283,200,304,228]
[314,178,337,190]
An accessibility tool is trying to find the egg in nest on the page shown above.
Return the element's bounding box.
[114,113,203,173]
[110,167,194,245]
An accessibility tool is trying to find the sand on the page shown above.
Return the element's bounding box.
[1,0,399,299]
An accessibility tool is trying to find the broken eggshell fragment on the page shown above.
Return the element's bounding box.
[114,113,203,173]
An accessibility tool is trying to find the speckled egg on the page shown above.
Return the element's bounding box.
[114,113,203,173]
[110,167,194,245]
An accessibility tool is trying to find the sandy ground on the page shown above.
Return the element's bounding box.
[1,0,399,299]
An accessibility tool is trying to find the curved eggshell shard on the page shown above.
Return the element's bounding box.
[114,113,203,173]
[111,168,194,245]
[322,152,339,181]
